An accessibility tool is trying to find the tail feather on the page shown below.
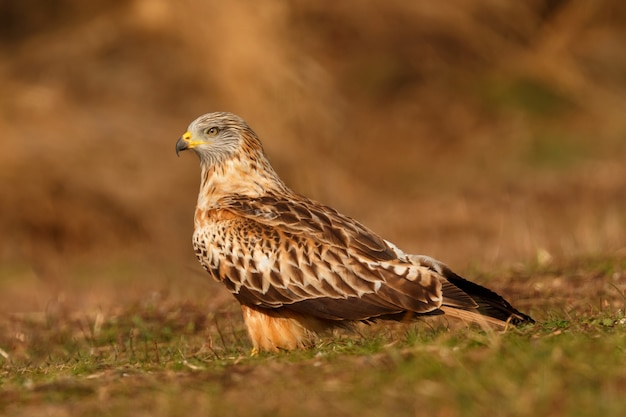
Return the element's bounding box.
[442,269,534,325]
[408,255,533,326]
[439,306,510,329]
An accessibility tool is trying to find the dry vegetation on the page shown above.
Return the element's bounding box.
[1,1,626,416]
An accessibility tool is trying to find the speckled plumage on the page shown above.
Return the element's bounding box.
[176,112,533,352]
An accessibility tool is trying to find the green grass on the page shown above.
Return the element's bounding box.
[2,257,626,417]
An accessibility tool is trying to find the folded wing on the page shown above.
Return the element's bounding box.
[212,193,483,322]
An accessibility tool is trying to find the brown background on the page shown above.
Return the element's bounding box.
[1,0,625,314]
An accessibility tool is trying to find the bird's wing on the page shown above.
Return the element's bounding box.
[204,193,476,321]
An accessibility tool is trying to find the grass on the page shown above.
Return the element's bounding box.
[1,256,626,417]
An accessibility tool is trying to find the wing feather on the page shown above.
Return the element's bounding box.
[222,193,399,262]
[204,193,463,321]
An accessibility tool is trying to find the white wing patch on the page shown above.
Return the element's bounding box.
[252,250,275,294]
[393,265,408,276]
[384,239,409,261]
[255,252,272,273]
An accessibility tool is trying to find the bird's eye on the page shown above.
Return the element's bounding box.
[205,127,219,136]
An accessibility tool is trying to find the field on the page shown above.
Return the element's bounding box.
[1,256,626,416]
[1,1,626,416]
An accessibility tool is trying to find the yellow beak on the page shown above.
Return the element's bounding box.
[175,131,194,156]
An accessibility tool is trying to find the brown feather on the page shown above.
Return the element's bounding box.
[178,112,534,352]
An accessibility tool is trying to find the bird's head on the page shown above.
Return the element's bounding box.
[175,112,263,166]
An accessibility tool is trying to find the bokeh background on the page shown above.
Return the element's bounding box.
[1,0,625,314]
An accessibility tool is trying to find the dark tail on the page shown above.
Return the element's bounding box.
[443,269,534,325]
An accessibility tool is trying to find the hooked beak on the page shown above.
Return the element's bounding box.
[175,131,193,156]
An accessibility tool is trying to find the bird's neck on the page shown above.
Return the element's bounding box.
[196,155,288,210]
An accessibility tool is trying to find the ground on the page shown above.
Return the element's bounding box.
[1,257,626,416]
[1,1,626,416]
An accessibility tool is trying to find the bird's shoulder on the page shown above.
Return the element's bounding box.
[210,192,398,262]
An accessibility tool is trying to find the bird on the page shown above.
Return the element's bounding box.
[175,112,534,353]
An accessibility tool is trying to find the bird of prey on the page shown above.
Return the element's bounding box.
[176,112,533,353]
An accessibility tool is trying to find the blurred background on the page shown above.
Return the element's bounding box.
[1,0,625,313]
